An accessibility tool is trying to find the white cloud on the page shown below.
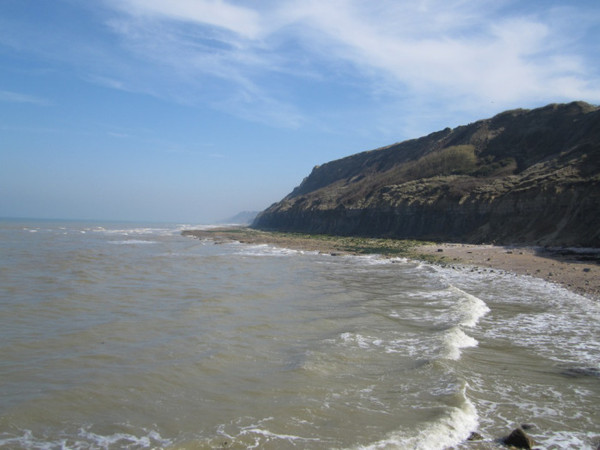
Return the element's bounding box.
[0,90,51,106]
[284,1,600,105]
[47,0,598,131]
[112,0,262,39]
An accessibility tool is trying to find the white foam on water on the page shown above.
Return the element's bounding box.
[338,332,407,354]
[239,427,321,444]
[211,417,322,449]
[452,268,600,370]
[226,241,324,258]
[107,239,158,245]
[95,227,174,237]
[77,427,171,448]
[539,430,600,449]
[441,326,479,360]
[0,427,172,450]
[340,331,373,350]
[389,282,487,361]
[176,223,222,232]
[447,285,490,328]
[358,387,479,450]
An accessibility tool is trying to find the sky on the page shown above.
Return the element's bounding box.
[1,0,599,223]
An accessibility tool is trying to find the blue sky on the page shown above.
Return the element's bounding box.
[1,0,599,223]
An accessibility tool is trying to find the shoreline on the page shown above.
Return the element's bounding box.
[182,227,600,301]
[417,243,600,300]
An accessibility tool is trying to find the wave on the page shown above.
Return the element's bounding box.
[233,243,306,257]
[448,285,490,328]
[107,239,158,245]
[359,383,479,450]
[441,326,479,360]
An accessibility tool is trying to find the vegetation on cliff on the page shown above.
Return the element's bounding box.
[253,101,600,246]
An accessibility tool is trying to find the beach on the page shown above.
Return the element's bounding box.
[183,227,600,300]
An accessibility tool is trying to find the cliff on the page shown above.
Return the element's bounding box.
[253,102,600,247]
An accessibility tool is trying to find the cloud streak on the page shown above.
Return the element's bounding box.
[7,1,598,132]
[0,90,51,106]
[99,1,599,125]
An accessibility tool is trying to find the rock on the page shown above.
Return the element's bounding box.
[561,367,600,378]
[502,427,535,449]
[467,431,483,441]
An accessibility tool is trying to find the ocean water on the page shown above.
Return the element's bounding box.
[0,219,599,449]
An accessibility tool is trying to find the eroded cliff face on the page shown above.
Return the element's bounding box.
[253,102,600,246]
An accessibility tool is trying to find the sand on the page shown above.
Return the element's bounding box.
[183,228,599,301]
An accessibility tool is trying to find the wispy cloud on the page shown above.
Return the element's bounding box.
[97,0,600,128]
[110,0,262,39]
[284,1,600,103]
[0,90,51,106]
[5,1,598,132]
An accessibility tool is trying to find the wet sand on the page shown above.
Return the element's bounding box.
[183,228,600,300]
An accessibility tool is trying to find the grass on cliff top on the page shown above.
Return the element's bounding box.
[186,227,444,262]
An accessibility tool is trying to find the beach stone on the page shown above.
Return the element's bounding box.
[502,427,535,449]
[561,367,600,378]
[467,431,483,441]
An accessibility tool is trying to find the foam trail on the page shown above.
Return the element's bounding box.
[108,239,158,245]
[0,428,172,449]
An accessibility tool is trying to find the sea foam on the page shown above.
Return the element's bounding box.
[359,385,479,450]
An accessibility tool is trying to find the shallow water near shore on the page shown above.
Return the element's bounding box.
[1,219,599,449]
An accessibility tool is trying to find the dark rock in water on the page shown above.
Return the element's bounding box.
[502,427,535,449]
[467,431,483,441]
[520,423,535,430]
[561,367,600,378]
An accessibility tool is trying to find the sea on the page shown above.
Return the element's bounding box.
[0,218,598,449]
